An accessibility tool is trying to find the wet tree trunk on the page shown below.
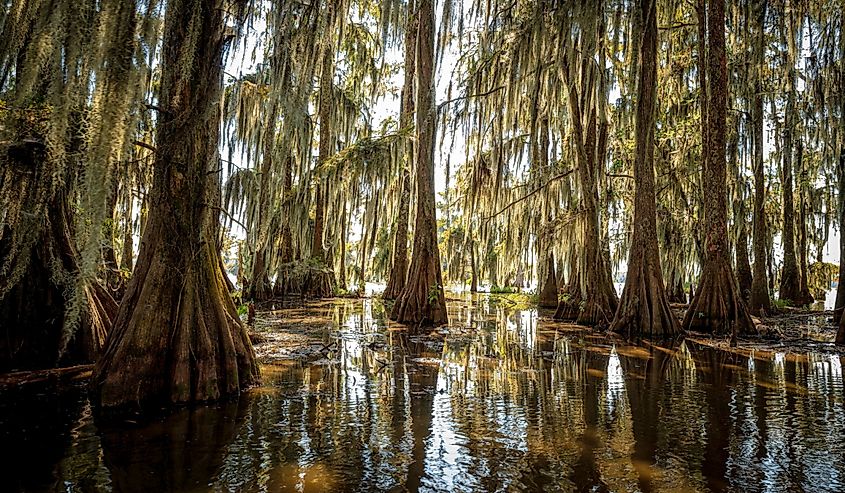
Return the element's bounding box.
[683,0,754,336]
[554,252,582,319]
[384,0,417,301]
[0,192,117,371]
[779,100,800,302]
[93,0,260,408]
[1,114,116,371]
[390,0,448,328]
[538,255,558,308]
[749,0,770,315]
[611,0,679,340]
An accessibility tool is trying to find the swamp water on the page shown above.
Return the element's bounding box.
[2,295,845,492]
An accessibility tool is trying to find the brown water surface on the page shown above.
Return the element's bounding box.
[2,295,844,492]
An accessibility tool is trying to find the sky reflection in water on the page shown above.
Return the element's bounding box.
[3,294,845,492]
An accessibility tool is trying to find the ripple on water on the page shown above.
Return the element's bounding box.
[4,297,845,492]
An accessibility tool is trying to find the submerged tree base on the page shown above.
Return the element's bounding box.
[93,239,260,409]
[390,257,448,331]
[272,260,336,299]
[0,194,116,371]
[683,259,755,336]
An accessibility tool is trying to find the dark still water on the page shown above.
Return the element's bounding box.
[3,296,845,492]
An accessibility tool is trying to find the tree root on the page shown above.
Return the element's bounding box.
[683,258,754,336]
[272,260,335,299]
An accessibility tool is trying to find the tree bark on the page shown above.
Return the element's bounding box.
[536,117,559,309]
[748,0,770,315]
[736,223,753,300]
[0,192,117,371]
[120,185,134,273]
[246,104,277,302]
[610,0,679,340]
[384,0,417,300]
[836,148,845,319]
[312,37,334,263]
[778,10,801,304]
[796,140,814,305]
[470,245,479,293]
[93,0,259,409]
[683,0,754,337]
[389,0,448,329]
[554,25,618,326]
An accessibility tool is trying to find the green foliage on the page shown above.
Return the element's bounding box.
[490,285,520,294]
[427,284,442,305]
[771,299,791,310]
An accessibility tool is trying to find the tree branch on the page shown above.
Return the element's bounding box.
[437,86,505,113]
[484,168,576,223]
[132,140,157,153]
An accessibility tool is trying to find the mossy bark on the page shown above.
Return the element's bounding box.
[735,227,753,301]
[683,0,754,337]
[610,0,679,340]
[795,142,814,306]
[93,0,259,409]
[246,105,277,302]
[311,30,334,264]
[778,14,801,304]
[538,255,558,308]
[0,192,116,371]
[555,45,618,326]
[384,0,417,301]
[748,0,770,315]
[390,0,448,329]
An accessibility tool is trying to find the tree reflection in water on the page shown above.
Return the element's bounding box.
[5,295,845,492]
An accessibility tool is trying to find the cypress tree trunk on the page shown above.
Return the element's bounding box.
[120,187,134,273]
[0,189,117,371]
[390,0,448,328]
[554,12,618,326]
[778,12,801,303]
[470,245,479,293]
[536,117,559,309]
[246,105,277,302]
[538,255,558,308]
[384,0,417,300]
[610,0,679,340]
[736,223,753,300]
[338,199,348,291]
[93,0,259,408]
[749,0,770,314]
[836,147,845,319]
[279,155,295,265]
[796,141,814,305]
[312,41,334,263]
[695,0,709,269]
[683,0,754,336]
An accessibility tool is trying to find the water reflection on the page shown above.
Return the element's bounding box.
[3,296,845,492]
